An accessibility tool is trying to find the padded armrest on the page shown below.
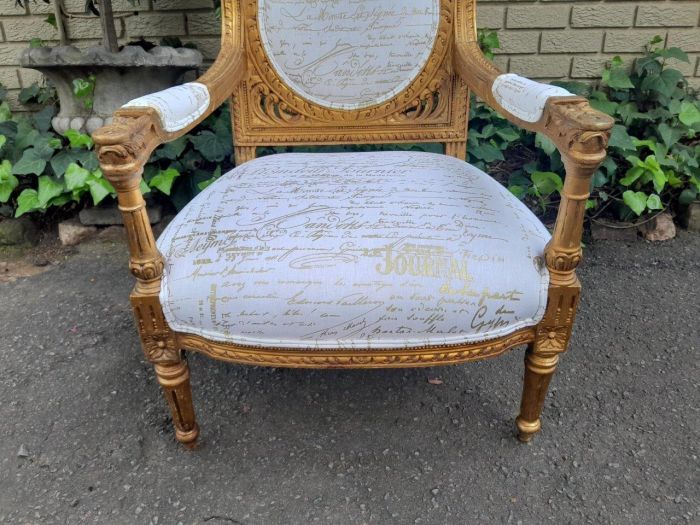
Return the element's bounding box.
[491,74,576,123]
[122,82,211,134]
[453,41,613,154]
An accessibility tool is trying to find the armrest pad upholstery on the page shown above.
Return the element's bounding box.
[491,74,576,123]
[122,82,211,133]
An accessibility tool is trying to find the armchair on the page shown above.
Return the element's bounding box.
[93,0,613,448]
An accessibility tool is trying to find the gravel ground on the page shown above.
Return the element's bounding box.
[1,232,698,524]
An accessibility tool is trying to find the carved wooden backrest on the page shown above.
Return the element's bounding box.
[229,0,475,159]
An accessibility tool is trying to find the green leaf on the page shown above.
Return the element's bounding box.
[15,189,40,217]
[535,133,557,156]
[64,163,90,190]
[657,47,689,63]
[0,135,6,150]
[49,193,73,207]
[139,179,151,195]
[679,101,700,126]
[33,106,56,134]
[0,102,11,122]
[623,190,648,216]
[589,97,618,116]
[531,171,563,197]
[508,185,527,199]
[37,176,65,206]
[657,123,684,149]
[603,60,634,89]
[679,188,698,206]
[646,194,663,211]
[14,120,40,150]
[154,136,188,160]
[495,126,520,143]
[608,125,636,151]
[86,177,114,205]
[29,38,45,49]
[0,160,19,202]
[620,166,644,186]
[44,13,57,28]
[197,165,222,191]
[18,83,40,104]
[32,134,61,160]
[642,68,683,97]
[64,129,94,149]
[50,150,81,177]
[12,148,47,175]
[72,77,94,109]
[148,168,180,195]
[469,142,504,163]
[189,130,232,162]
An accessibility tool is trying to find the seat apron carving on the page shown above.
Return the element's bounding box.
[93,0,614,448]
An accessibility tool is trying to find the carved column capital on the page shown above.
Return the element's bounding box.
[93,112,163,191]
[543,98,613,167]
[129,258,165,282]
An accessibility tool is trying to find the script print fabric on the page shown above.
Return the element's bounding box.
[157,152,551,349]
[258,0,440,110]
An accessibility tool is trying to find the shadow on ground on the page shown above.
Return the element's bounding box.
[1,233,698,524]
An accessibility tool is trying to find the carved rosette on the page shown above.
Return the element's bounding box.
[534,325,571,355]
[141,330,180,363]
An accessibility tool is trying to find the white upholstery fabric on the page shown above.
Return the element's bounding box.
[122,82,210,132]
[257,0,440,110]
[157,152,551,350]
[492,74,575,123]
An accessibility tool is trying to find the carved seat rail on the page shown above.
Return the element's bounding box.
[92,0,614,448]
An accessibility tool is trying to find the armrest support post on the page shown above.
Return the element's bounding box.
[94,114,164,293]
[91,43,246,294]
[453,39,614,284]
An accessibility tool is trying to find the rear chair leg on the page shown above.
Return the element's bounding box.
[516,344,559,442]
[154,358,199,448]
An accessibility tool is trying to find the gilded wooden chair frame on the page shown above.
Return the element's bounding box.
[93,0,614,448]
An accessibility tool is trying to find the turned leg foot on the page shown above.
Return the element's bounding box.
[516,344,559,443]
[154,359,199,448]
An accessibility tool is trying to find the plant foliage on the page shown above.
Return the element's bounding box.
[1,33,698,223]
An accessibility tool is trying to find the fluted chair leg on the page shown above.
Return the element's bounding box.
[516,344,559,442]
[154,359,200,448]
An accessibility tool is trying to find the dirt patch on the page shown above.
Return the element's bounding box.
[0,233,76,283]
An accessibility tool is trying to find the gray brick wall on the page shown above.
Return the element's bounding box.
[480,0,700,89]
[1,0,699,111]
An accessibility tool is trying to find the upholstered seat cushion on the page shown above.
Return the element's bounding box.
[156,152,550,349]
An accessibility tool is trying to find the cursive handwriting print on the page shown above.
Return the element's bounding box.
[157,152,551,349]
[258,0,440,110]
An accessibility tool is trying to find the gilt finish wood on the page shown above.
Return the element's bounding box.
[92,0,614,447]
[454,0,613,440]
[232,0,470,153]
[177,328,536,369]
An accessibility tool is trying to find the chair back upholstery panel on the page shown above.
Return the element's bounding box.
[230,0,475,151]
[258,0,441,111]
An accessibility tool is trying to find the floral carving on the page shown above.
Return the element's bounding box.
[534,325,571,354]
[142,330,180,363]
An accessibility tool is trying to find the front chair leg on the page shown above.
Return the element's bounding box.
[154,358,200,448]
[516,344,559,442]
